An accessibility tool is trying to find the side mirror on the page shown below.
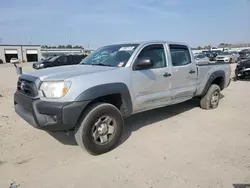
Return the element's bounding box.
[134,57,153,70]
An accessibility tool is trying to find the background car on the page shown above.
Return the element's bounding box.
[202,50,220,61]
[235,54,250,79]
[194,53,210,64]
[33,54,87,69]
[238,49,250,60]
[10,58,19,64]
[216,51,239,63]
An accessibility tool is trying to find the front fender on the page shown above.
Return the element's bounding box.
[75,82,133,116]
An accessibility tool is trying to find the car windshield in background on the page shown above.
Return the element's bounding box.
[80,44,139,67]
[196,54,206,59]
[48,56,59,62]
[220,52,230,55]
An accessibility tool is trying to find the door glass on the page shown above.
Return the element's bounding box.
[169,45,191,66]
[137,44,166,69]
[58,56,67,63]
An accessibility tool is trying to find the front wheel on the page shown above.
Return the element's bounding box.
[74,102,123,155]
[200,84,221,110]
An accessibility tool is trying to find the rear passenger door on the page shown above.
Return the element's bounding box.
[169,44,197,103]
[72,55,81,64]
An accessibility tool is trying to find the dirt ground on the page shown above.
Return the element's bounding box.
[0,63,249,188]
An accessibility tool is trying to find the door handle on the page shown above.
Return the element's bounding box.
[189,70,196,74]
[163,72,171,77]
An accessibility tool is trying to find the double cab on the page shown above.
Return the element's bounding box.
[14,41,231,155]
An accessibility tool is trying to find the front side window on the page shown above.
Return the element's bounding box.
[136,44,166,69]
[80,44,139,67]
[169,44,191,66]
[58,56,67,63]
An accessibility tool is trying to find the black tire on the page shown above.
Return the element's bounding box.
[200,84,221,110]
[74,102,123,155]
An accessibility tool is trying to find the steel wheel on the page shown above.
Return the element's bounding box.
[92,116,116,145]
[211,91,220,107]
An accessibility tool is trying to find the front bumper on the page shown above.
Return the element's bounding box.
[235,68,250,77]
[14,91,89,131]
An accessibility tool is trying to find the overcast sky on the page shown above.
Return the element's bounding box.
[0,0,249,48]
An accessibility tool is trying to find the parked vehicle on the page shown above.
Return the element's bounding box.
[202,50,220,61]
[14,41,231,155]
[235,55,250,79]
[238,49,250,60]
[194,53,210,64]
[216,51,239,63]
[33,54,87,69]
[10,58,19,64]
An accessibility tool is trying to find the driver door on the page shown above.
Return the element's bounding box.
[131,44,172,113]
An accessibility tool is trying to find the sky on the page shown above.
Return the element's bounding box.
[0,0,249,48]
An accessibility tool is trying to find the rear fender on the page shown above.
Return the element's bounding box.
[201,70,225,96]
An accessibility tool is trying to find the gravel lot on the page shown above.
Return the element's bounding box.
[0,63,249,188]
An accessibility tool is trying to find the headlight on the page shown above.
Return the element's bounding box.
[39,63,44,67]
[40,81,71,98]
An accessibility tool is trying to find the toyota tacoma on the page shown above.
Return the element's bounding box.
[14,41,231,155]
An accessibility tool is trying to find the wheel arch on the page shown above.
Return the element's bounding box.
[75,83,133,117]
[201,70,225,96]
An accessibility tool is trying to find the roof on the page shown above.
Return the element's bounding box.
[0,44,41,47]
[103,40,189,47]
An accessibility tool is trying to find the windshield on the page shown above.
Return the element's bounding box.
[80,44,139,67]
[220,52,230,55]
[196,54,206,59]
[48,56,59,62]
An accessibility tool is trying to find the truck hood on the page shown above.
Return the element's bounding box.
[27,65,117,81]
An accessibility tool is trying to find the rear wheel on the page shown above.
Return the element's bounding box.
[200,84,221,110]
[74,102,123,155]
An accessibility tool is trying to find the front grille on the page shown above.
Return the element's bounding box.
[17,79,38,97]
[217,60,225,63]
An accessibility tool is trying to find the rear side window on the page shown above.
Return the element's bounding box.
[169,44,191,66]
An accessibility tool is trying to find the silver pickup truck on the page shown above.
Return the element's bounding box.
[14,41,231,155]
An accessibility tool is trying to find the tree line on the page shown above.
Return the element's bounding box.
[192,43,250,50]
[41,45,84,49]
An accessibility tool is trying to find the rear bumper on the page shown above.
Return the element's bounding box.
[14,92,89,131]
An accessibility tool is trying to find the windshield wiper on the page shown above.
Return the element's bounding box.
[92,63,112,67]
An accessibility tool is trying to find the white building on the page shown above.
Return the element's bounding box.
[0,44,42,63]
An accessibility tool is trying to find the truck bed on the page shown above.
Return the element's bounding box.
[195,62,231,96]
